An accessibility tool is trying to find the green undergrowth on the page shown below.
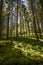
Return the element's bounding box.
[0,37,43,65]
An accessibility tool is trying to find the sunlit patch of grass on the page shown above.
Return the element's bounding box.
[12,40,43,61]
[40,39,43,42]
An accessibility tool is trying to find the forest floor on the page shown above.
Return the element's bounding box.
[0,37,43,65]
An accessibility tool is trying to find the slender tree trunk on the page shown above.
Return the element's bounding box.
[20,12,22,37]
[16,0,18,37]
[6,3,11,39]
[10,1,13,39]
[22,17,24,36]
[25,19,27,36]
[40,0,43,33]
[7,13,10,39]
[27,21,30,36]
[0,0,3,39]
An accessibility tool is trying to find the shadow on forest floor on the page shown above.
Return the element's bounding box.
[0,37,43,65]
[14,36,43,47]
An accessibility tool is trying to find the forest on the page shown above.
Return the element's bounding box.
[0,0,43,65]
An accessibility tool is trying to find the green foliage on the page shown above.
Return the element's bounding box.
[0,37,43,65]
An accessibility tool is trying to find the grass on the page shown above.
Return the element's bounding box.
[0,37,43,65]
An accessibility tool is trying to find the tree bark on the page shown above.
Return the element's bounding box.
[0,0,3,39]
[16,0,18,37]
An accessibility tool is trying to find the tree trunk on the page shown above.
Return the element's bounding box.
[7,13,10,39]
[6,3,11,39]
[36,11,42,38]
[16,0,18,37]
[27,21,30,36]
[20,12,22,37]
[40,0,43,33]
[0,0,3,39]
